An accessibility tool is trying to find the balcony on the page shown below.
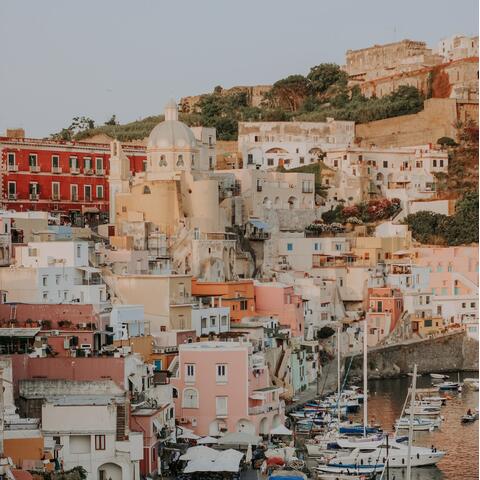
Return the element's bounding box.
[96,168,105,176]
[71,196,79,202]
[170,296,196,306]
[85,169,94,176]
[29,165,40,173]
[29,193,39,201]
[8,194,17,200]
[52,166,62,174]
[7,164,18,172]
[248,401,283,415]
[70,167,80,174]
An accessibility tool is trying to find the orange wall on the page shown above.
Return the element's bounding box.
[5,437,43,465]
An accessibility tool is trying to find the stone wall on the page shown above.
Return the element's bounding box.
[348,331,478,378]
[355,98,458,147]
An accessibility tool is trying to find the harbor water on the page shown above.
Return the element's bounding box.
[360,372,479,480]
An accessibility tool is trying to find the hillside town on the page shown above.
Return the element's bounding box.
[0,31,478,480]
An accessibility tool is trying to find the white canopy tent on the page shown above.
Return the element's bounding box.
[270,424,293,436]
[177,428,201,440]
[182,448,244,473]
[219,431,261,446]
[180,446,218,461]
[197,436,219,445]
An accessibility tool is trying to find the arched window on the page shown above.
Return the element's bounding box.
[143,186,151,194]
[191,154,195,167]
[159,155,167,167]
[182,388,198,408]
[176,154,184,167]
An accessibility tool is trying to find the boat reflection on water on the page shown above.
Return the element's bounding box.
[357,372,478,480]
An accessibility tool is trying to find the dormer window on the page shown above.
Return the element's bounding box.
[176,154,184,167]
[159,155,167,167]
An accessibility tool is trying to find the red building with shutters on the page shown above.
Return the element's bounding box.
[1,136,146,221]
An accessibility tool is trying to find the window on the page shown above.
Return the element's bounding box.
[424,319,433,327]
[215,396,228,416]
[70,435,90,454]
[216,364,227,383]
[51,155,59,169]
[176,154,184,167]
[201,317,207,329]
[185,363,195,381]
[71,184,78,200]
[299,157,304,164]
[84,185,92,201]
[314,243,319,251]
[209,156,213,169]
[210,316,216,327]
[377,301,383,312]
[29,182,39,198]
[436,265,443,272]
[42,276,48,286]
[29,154,38,166]
[239,299,248,310]
[95,157,103,171]
[69,156,78,169]
[383,161,388,168]
[55,275,61,285]
[8,182,16,197]
[76,244,81,258]
[448,264,453,272]
[7,153,15,166]
[333,159,339,167]
[247,154,253,164]
[183,388,198,408]
[84,157,92,170]
[267,158,274,166]
[462,302,467,308]
[95,434,106,450]
[221,315,228,326]
[440,160,444,167]
[471,302,476,308]
[96,185,104,199]
[287,243,293,251]
[52,182,60,200]
[335,243,342,251]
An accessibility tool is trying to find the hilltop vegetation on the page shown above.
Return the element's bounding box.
[51,63,425,142]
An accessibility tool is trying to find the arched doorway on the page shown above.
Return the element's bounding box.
[271,414,282,429]
[287,196,298,209]
[98,462,122,480]
[259,417,269,435]
[263,197,272,210]
[236,418,255,435]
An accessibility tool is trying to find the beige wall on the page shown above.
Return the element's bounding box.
[356,98,458,147]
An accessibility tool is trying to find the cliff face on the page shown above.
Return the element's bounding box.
[348,331,479,378]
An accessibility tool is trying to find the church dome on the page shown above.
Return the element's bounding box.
[147,100,197,150]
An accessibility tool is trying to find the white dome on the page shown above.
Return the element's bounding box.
[147,99,197,150]
[147,120,197,150]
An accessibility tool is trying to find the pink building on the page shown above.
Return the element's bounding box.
[367,287,403,346]
[254,282,304,336]
[414,246,479,329]
[171,341,284,437]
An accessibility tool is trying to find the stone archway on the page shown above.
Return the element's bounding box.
[259,417,269,435]
[271,414,282,428]
[236,418,255,435]
[98,462,122,480]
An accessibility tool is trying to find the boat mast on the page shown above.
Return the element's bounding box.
[363,316,368,437]
[337,323,341,424]
[406,363,418,480]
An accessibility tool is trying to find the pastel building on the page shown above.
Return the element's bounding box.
[367,287,404,346]
[254,282,304,336]
[171,341,284,437]
[0,241,107,305]
[191,279,256,323]
[414,246,479,329]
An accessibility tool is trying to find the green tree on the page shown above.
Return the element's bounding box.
[437,136,457,148]
[307,63,348,95]
[265,75,311,111]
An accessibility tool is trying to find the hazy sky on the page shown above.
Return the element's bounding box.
[0,0,478,138]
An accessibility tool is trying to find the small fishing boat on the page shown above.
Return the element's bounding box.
[420,396,447,406]
[437,381,461,391]
[461,410,479,423]
[430,373,449,380]
[405,405,441,416]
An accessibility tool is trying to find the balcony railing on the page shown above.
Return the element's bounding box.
[248,402,283,415]
[70,167,80,174]
[85,169,94,175]
[7,164,18,172]
[170,296,196,306]
[29,165,40,173]
[51,195,61,201]
[8,194,17,200]
[52,166,62,174]
[96,168,105,176]
[29,193,39,201]
[71,195,79,202]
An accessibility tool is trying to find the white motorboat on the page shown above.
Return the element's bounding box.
[437,381,461,391]
[420,396,447,406]
[316,463,382,475]
[330,442,445,468]
[430,373,449,380]
[336,435,385,449]
[405,405,441,416]
[395,417,441,431]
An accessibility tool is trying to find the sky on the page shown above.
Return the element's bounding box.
[0,0,478,138]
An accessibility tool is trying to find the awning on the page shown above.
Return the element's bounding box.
[248,219,270,231]
[270,424,293,436]
[0,328,41,338]
[218,431,261,446]
[197,436,219,445]
[77,266,100,274]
